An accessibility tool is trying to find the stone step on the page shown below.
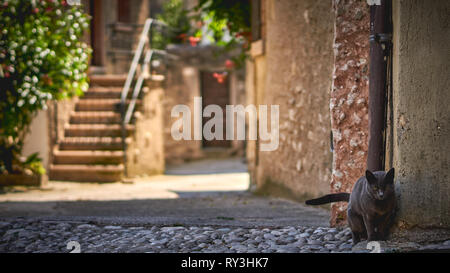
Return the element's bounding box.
[53,150,124,165]
[64,124,135,137]
[75,99,141,112]
[70,111,122,124]
[82,87,123,99]
[89,74,128,87]
[59,137,126,150]
[81,87,148,99]
[49,164,124,182]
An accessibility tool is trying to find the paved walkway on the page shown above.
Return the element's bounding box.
[0,158,448,253]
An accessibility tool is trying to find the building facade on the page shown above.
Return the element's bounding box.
[246,0,450,232]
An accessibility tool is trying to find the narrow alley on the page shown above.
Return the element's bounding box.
[1,159,449,253]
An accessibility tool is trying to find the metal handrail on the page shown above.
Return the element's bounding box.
[119,18,173,176]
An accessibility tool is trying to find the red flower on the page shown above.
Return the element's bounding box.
[213,72,227,84]
[4,72,10,78]
[225,59,235,70]
[189,36,201,47]
[32,7,39,14]
[235,31,252,42]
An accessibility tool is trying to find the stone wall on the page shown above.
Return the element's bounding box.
[163,64,203,165]
[248,0,335,200]
[330,0,370,226]
[22,109,50,175]
[391,0,450,230]
[126,78,165,177]
[164,45,246,165]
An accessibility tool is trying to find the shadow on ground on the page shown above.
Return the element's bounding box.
[0,158,330,228]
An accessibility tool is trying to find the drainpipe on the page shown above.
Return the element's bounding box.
[367,0,392,171]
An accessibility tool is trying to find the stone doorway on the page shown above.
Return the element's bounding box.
[200,71,231,149]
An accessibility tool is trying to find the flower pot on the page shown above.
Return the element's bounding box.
[0,173,48,187]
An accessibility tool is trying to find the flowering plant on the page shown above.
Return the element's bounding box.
[193,0,251,68]
[0,0,91,174]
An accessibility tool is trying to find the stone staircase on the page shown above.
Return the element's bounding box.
[49,75,141,182]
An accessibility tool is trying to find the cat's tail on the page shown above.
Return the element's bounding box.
[305,193,350,205]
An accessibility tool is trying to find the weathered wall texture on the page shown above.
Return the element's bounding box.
[22,110,50,170]
[126,80,165,177]
[330,0,370,226]
[391,0,450,229]
[163,65,203,165]
[249,0,334,200]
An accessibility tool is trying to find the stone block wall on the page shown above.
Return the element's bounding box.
[248,0,335,200]
[391,0,450,230]
[126,78,165,177]
[330,0,370,226]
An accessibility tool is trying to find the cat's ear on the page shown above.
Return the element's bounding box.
[365,170,376,184]
[384,168,395,184]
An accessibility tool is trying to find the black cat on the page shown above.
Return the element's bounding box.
[305,168,396,244]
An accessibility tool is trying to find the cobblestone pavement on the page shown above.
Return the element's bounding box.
[0,159,449,253]
[1,220,449,253]
[0,220,353,253]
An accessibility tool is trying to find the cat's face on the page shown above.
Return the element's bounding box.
[365,168,395,200]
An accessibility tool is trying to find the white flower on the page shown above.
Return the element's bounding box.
[29,96,37,105]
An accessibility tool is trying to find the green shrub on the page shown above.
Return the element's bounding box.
[152,0,192,50]
[0,0,91,175]
[193,0,251,68]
